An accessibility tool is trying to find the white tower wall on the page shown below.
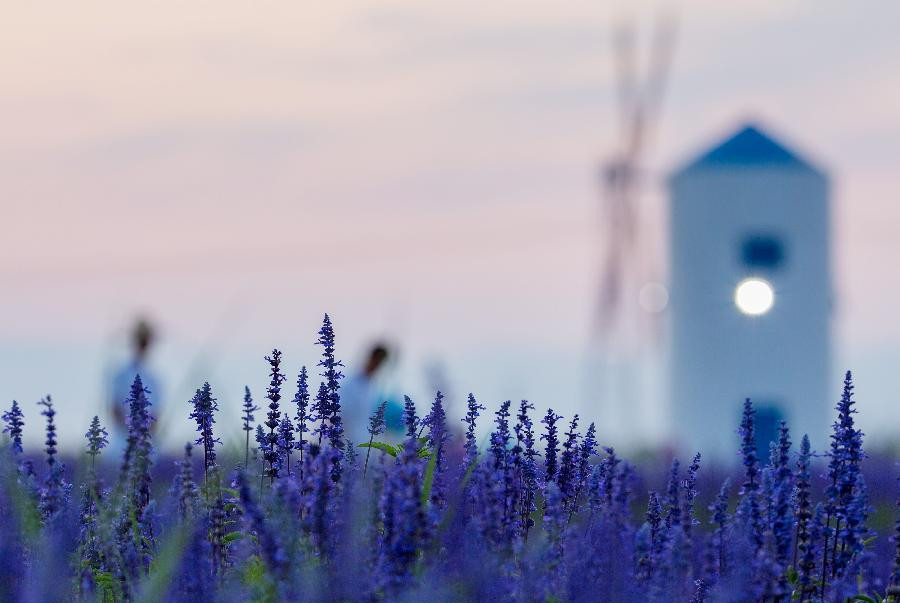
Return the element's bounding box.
[668,125,831,459]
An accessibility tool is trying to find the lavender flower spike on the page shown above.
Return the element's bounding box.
[84,415,108,472]
[462,393,484,465]
[277,413,295,476]
[263,350,286,482]
[403,395,419,438]
[293,366,310,463]
[364,400,388,476]
[541,408,561,480]
[241,386,259,470]
[189,382,221,481]
[38,396,69,521]
[2,400,25,454]
[888,469,900,599]
[316,314,345,460]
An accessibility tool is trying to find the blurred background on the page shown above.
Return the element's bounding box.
[2,1,898,456]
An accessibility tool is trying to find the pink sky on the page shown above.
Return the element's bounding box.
[2,1,899,450]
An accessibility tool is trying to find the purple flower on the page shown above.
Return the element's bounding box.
[557,414,580,504]
[889,469,900,598]
[293,366,310,462]
[793,434,815,597]
[593,447,622,516]
[170,442,200,520]
[254,423,267,464]
[770,422,793,572]
[576,422,598,494]
[516,400,538,466]
[514,400,538,537]
[363,400,388,476]
[2,346,897,600]
[367,399,388,439]
[425,391,448,450]
[237,472,288,578]
[612,458,634,526]
[188,382,220,481]
[645,491,663,580]
[263,350,286,482]
[839,474,872,586]
[2,400,24,455]
[313,381,330,443]
[241,386,259,469]
[377,435,427,596]
[462,393,485,464]
[208,488,228,575]
[823,370,866,583]
[489,400,511,467]
[302,446,339,554]
[402,395,419,438]
[738,398,764,552]
[664,459,681,531]
[541,408,561,481]
[84,415,108,468]
[38,396,58,466]
[682,453,701,538]
[75,477,104,593]
[425,391,449,508]
[171,520,214,599]
[837,372,866,573]
[122,374,154,479]
[690,578,709,603]
[487,401,516,538]
[277,413,295,476]
[119,374,156,572]
[316,314,345,465]
[38,396,69,521]
[802,504,826,601]
[542,481,567,595]
[709,478,731,576]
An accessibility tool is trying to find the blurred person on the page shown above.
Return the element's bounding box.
[108,318,162,446]
[342,342,401,443]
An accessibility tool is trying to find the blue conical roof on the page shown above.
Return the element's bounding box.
[674,123,822,175]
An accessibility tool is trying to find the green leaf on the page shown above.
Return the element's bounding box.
[418,447,432,460]
[94,570,124,603]
[851,596,877,603]
[223,531,245,545]
[134,524,191,603]
[242,554,278,603]
[786,566,798,585]
[358,441,398,457]
[862,535,877,547]
[421,446,438,506]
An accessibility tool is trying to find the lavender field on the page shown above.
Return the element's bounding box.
[1,315,897,602]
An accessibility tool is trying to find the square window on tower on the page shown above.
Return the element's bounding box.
[740,234,786,270]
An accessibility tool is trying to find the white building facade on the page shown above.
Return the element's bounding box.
[668,124,831,458]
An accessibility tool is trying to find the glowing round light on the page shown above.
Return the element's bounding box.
[639,282,669,313]
[734,277,774,315]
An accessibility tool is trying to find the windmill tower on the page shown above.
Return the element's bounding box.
[668,123,832,458]
[590,17,675,444]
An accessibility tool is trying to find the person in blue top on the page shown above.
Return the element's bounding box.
[342,342,404,443]
[109,319,162,442]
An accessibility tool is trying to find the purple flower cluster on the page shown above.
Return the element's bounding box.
[0,317,897,603]
[189,382,221,480]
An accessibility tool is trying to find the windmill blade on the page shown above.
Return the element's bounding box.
[612,20,638,154]
[626,11,678,164]
[595,12,678,338]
